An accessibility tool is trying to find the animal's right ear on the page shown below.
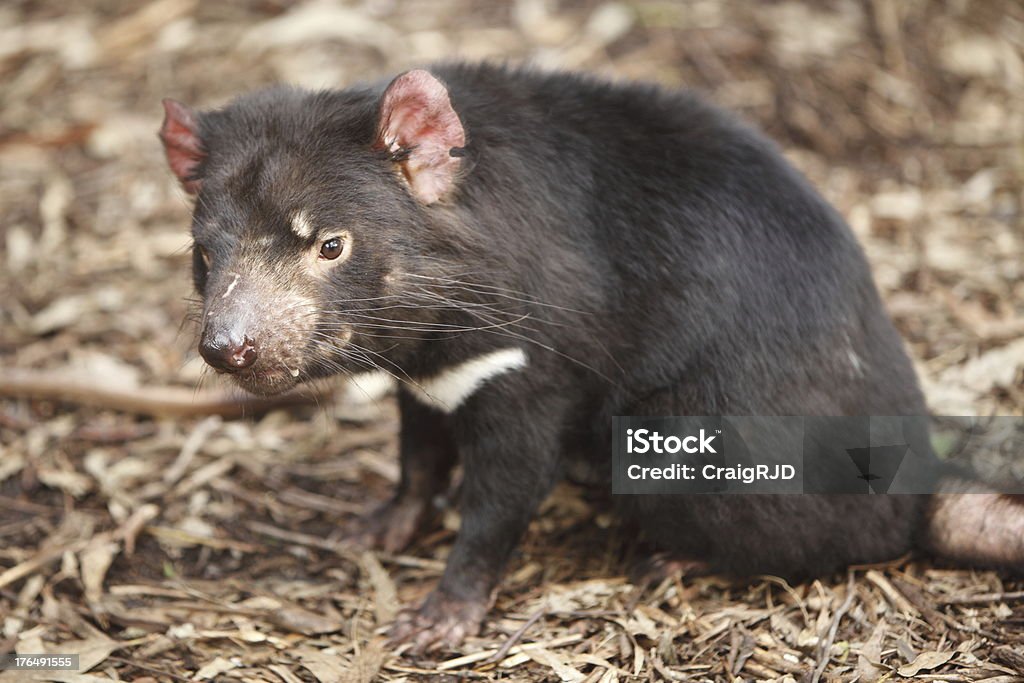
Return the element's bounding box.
[375,70,466,205]
[160,99,204,195]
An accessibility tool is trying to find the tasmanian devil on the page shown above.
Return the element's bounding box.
[160,63,1024,653]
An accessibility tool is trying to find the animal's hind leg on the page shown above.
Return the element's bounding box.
[616,383,923,580]
[928,481,1024,568]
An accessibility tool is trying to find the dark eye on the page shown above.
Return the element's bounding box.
[319,237,344,260]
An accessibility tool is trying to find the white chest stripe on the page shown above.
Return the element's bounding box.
[345,370,396,403]
[408,347,528,413]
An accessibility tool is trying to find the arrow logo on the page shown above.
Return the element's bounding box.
[845,445,909,494]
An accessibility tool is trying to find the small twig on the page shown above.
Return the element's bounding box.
[0,539,90,590]
[246,520,349,554]
[811,572,857,683]
[484,608,546,664]
[865,569,919,616]
[144,525,261,553]
[107,656,192,682]
[940,590,1024,605]
[435,633,584,671]
[555,609,627,620]
[889,576,946,629]
[0,495,60,514]
[71,422,157,443]
[758,574,812,627]
[246,520,441,569]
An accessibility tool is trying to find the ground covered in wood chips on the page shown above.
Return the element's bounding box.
[2,1,1024,681]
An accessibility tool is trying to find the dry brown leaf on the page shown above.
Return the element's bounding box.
[194,655,240,680]
[856,620,888,683]
[114,503,159,555]
[78,534,119,605]
[341,640,385,683]
[526,646,586,683]
[953,338,1024,393]
[240,1,397,53]
[269,604,344,636]
[897,650,954,677]
[36,468,93,498]
[360,552,398,625]
[297,647,349,683]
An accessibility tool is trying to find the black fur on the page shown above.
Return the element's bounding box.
[179,63,931,644]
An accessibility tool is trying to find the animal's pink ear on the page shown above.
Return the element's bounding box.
[160,98,204,195]
[375,70,466,204]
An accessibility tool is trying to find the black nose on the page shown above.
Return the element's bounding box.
[199,334,258,373]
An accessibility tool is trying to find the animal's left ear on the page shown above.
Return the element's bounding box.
[159,98,205,195]
[375,70,466,204]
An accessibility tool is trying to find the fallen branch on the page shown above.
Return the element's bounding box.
[0,539,90,590]
[484,608,547,664]
[940,590,1024,605]
[0,368,325,418]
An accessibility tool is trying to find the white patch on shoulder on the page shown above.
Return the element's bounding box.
[408,347,528,413]
[291,210,315,240]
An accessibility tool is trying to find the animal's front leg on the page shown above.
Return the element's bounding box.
[390,388,564,653]
[345,390,457,553]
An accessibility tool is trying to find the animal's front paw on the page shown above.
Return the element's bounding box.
[342,496,431,553]
[389,591,488,654]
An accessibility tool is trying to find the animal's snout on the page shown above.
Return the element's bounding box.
[199,331,258,373]
[194,270,315,393]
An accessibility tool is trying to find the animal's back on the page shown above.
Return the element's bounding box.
[433,63,926,418]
